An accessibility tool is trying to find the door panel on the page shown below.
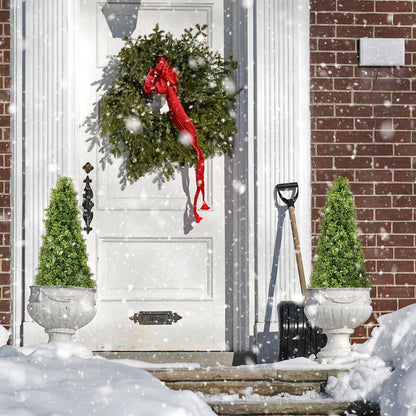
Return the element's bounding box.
[98,238,213,301]
[77,0,227,351]
[96,159,213,211]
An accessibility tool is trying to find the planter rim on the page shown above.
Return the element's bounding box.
[30,285,96,292]
[306,287,371,291]
[28,285,97,342]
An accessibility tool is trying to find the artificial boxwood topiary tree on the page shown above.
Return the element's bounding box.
[35,176,95,288]
[310,176,371,288]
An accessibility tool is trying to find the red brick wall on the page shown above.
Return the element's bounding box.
[310,0,416,342]
[0,0,11,331]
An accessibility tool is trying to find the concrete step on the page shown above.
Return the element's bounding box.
[209,400,352,415]
[150,367,379,416]
[150,367,348,396]
[208,400,380,415]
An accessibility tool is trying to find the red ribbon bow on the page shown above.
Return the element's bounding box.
[144,57,210,223]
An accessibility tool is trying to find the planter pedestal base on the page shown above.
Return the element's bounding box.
[46,328,77,343]
[305,288,372,362]
[316,328,354,363]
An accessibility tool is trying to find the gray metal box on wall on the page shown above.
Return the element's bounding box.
[359,38,405,67]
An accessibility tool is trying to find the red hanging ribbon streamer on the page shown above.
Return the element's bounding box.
[144,57,210,223]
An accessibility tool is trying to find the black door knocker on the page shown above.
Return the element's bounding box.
[82,162,94,234]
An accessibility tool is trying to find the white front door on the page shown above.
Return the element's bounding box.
[76,0,227,351]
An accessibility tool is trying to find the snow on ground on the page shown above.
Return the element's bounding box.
[326,302,416,415]
[0,324,9,346]
[0,340,215,416]
[0,303,416,415]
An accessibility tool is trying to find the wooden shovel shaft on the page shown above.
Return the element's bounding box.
[288,205,307,298]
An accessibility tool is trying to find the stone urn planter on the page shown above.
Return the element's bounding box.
[304,288,372,362]
[29,177,96,343]
[306,177,372,362]
[27,286,96,342]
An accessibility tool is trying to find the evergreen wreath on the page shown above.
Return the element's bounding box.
[100,24,237,183]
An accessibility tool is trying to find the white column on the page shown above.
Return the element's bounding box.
[23,0,78,321]
[254,0,311,337]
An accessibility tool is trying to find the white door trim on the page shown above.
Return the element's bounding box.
[12,0,79,345]
[224,0,311,360]
[253,0,311,360]
[225,0,257,355]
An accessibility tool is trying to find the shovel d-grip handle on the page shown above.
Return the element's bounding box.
[275,182,299,207]
[274,182,307,298]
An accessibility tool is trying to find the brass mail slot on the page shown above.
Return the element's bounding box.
[129,311,182,325]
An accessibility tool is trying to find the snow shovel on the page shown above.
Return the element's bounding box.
[275,182,307,296]
[275,182,326,360]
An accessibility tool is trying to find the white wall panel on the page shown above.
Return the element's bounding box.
[255,0,310,332]
[23,0,78,302]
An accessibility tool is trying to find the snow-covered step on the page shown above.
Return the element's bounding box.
[150,367,348,396]
[209,400,352,415]
[208,399,380,416]
[161,379,321,396]
[150,367,379,415]
[97,351,234,367]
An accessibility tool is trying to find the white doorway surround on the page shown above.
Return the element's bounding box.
[15,0,229,352]
[252,0,311,361]
[227,0,310,361]
[12,0,310,360]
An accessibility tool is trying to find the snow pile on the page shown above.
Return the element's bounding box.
[0,341,215,416]
[325,355,391,402]
[0,324,9,346]
[326,303,416,415]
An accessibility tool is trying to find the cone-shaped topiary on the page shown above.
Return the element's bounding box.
[310,176,371,288]
[35,176,95,288]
